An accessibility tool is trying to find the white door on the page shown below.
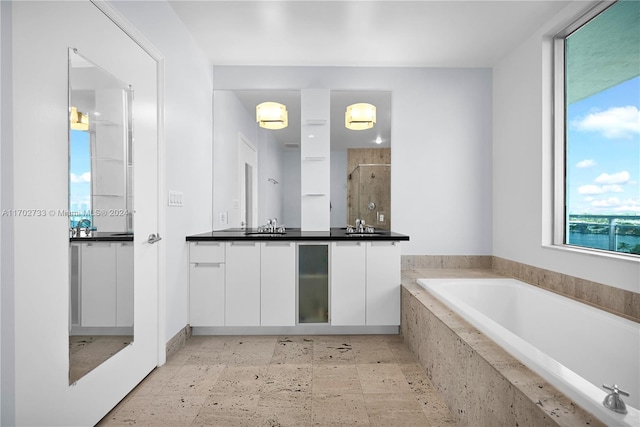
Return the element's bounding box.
[238,135,258,228]
[11,2,160,425]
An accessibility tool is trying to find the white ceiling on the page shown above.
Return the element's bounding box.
[170,0,571,151]
[168,0,571,68]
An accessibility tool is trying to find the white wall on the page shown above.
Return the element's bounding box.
[111,1,213,341]
[212,66,493,255]
[493,1,640,294]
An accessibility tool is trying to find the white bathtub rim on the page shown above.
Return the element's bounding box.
[416,277,639,427]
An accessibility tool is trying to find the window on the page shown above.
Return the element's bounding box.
[69,129,92,228]
[556,0,640,255]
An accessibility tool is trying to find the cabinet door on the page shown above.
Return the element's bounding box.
[331,241,366,325]
[366,241,401,325]
[298,244,329,323]
[225,242,261,326]
[189,262,225,326]
[116,243,134,327]
[261,242,296,326]
[81,243,117,327]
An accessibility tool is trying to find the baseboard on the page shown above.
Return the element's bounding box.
[165,324,191,361]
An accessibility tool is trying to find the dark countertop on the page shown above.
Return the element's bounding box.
[70,231,134,242]
[186,228,409,242]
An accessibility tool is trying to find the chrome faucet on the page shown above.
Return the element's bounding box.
[74,218,92,237]
[355,218,365,233]
[260,218,283,233]
[602,384,629,414]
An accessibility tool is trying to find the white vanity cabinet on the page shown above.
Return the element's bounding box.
[366,241,401,325]
[225,241,261,326]
[330,240,401,326]
[187,235,403,331]
[188,242,225,326]
[79,242,133,328]
[330,241,366,325]
[115,242,134,327]
[261,242,296,326]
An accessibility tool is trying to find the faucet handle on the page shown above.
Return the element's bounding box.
[603,384,629,396]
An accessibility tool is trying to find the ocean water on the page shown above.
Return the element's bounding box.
[568,232,640,252]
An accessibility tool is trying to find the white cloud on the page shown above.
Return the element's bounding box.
[594,171,629,185]
[571,105,640,139]
[591,197,620,208]
[578,184,624,195]
[602,185,624,193]
[578,185,603,195]
[70,172,91,183]
[576,159,596,168]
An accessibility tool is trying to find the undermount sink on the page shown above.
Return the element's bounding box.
[346,232,385,237]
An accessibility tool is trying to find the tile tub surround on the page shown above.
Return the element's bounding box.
[401,255,493,270]
[400,269,605,427]
[492,256,640,322]
[401,255,640,322]
[98,334,459,426]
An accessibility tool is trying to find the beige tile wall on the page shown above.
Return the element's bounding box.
[492,256,640,322]
[401,255,640,322]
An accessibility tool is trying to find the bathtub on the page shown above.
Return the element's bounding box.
[417,277,639,427]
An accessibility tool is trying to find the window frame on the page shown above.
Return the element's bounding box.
[552,0,639,257]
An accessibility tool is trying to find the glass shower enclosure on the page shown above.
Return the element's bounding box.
[348,164,391,231]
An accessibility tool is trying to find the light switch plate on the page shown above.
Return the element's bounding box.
[219,211,228,225]
[168,190,183,207]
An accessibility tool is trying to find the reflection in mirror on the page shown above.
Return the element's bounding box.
[68,48,134,384]
[214,89,391,229]
[330,91,392,230]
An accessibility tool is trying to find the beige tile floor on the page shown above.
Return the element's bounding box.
[98,334,459,426]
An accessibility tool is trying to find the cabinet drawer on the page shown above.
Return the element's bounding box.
[190,241,225,263]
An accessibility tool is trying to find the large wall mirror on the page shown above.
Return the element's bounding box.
[213,89,391,229]
[68,48,134,384]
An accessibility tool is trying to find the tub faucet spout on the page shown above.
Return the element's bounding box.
[602,384,628,414]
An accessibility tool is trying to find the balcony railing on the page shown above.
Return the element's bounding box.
[568,214,640,254]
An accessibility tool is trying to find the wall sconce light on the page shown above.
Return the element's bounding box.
[256,102,288,130]
[345,103,376,130]
[70,106,89,131]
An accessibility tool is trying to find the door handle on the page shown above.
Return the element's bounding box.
[148,233,162,244]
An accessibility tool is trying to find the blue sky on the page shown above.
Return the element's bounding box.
[567,75,640,215]
[69,129,91,212]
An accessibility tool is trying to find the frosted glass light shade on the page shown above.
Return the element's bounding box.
[256,102,288,130]
[345,103,376,130]
[70,106,89,131]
